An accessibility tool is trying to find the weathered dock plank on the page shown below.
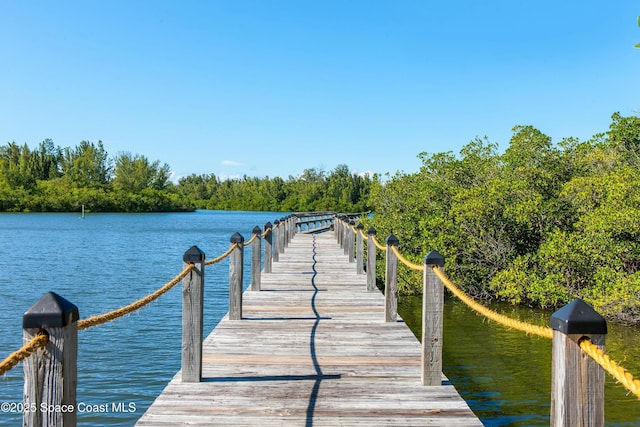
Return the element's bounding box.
[135,232,482,426]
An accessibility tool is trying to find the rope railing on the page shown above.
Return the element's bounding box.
[579,338,640,399]
[205,242,238,266]
[431,266,554,339]
[0,333,48,376]
[3,214,315,425]
[370,234,386,251]
[390,245,424,272]
[243,233,258,247]
[1,240,242,376]
[78,263,195,330]
[335,216,640,402]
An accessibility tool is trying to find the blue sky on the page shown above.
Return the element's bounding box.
[1,1,638,181]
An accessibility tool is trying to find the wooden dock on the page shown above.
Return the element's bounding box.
[135,231,482,426]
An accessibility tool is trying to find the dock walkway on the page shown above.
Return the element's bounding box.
[135,231,482,426]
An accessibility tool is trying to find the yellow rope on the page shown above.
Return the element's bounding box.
[391,245,424,271]
[580,339,640,399]
[0,333,49,376]
[243,233,258,247]
[432,266,554,339]
[77,264,194,330]
[261,227,271,238]
[205,243,238,266]
[371,235,386,251]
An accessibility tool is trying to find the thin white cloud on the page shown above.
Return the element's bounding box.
[221,160,244,167]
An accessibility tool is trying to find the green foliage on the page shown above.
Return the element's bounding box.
[0,139,190,212]
[368,113,640,324]
[175,164,372,213]
[0,140,371,214]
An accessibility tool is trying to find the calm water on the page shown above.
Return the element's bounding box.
[399,297,640,426]
[0,211,284,426]
[0,211,639,426]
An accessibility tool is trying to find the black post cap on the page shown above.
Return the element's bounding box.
[252,225,262,235]
[424,250,445,267]
[356,223,364,230]
[230,232,245,244]
[386,234,399,246]
[367,227,377,235]
[264,221,272,229]
[550,298,607,335]
[23,292,79,329]
[183,245,205,263]
[274,219,280,225]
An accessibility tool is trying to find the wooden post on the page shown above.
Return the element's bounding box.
[229,232,244,320]
[181,245,205,383]
[385,234,399,322]
[422,250,445,386]
[23,292,79,427]
[264,222,272,273]
[272,220,280,262]
[283,216,290,249]
[278,218,285,254]
[288,215,294,242]
[356,223,364,274]
[348,220,355,263]
[343,220,350,256]
[367,227,377,292]
[550,298,606,427]
[251,226,262,291]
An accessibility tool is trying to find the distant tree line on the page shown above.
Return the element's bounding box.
[0,139,372,213]
[364,113,640,324]
[177,165,372,212]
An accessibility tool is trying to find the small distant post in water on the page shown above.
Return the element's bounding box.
[229,232,245,320]
[23,292,79,427]
[550,298,606,427]
[384,234,399,322]
[182,245,205,383]
[422,250,445,386]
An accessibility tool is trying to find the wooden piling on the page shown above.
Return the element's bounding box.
[181,246,205,383]
[251,226,261,291]
[23,292,79,427]
[384,234,399,322]
[550,298,606,427]
[422,250,445,386]
[229,233,244,320]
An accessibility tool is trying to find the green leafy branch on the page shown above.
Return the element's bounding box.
[636,16,640,48]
